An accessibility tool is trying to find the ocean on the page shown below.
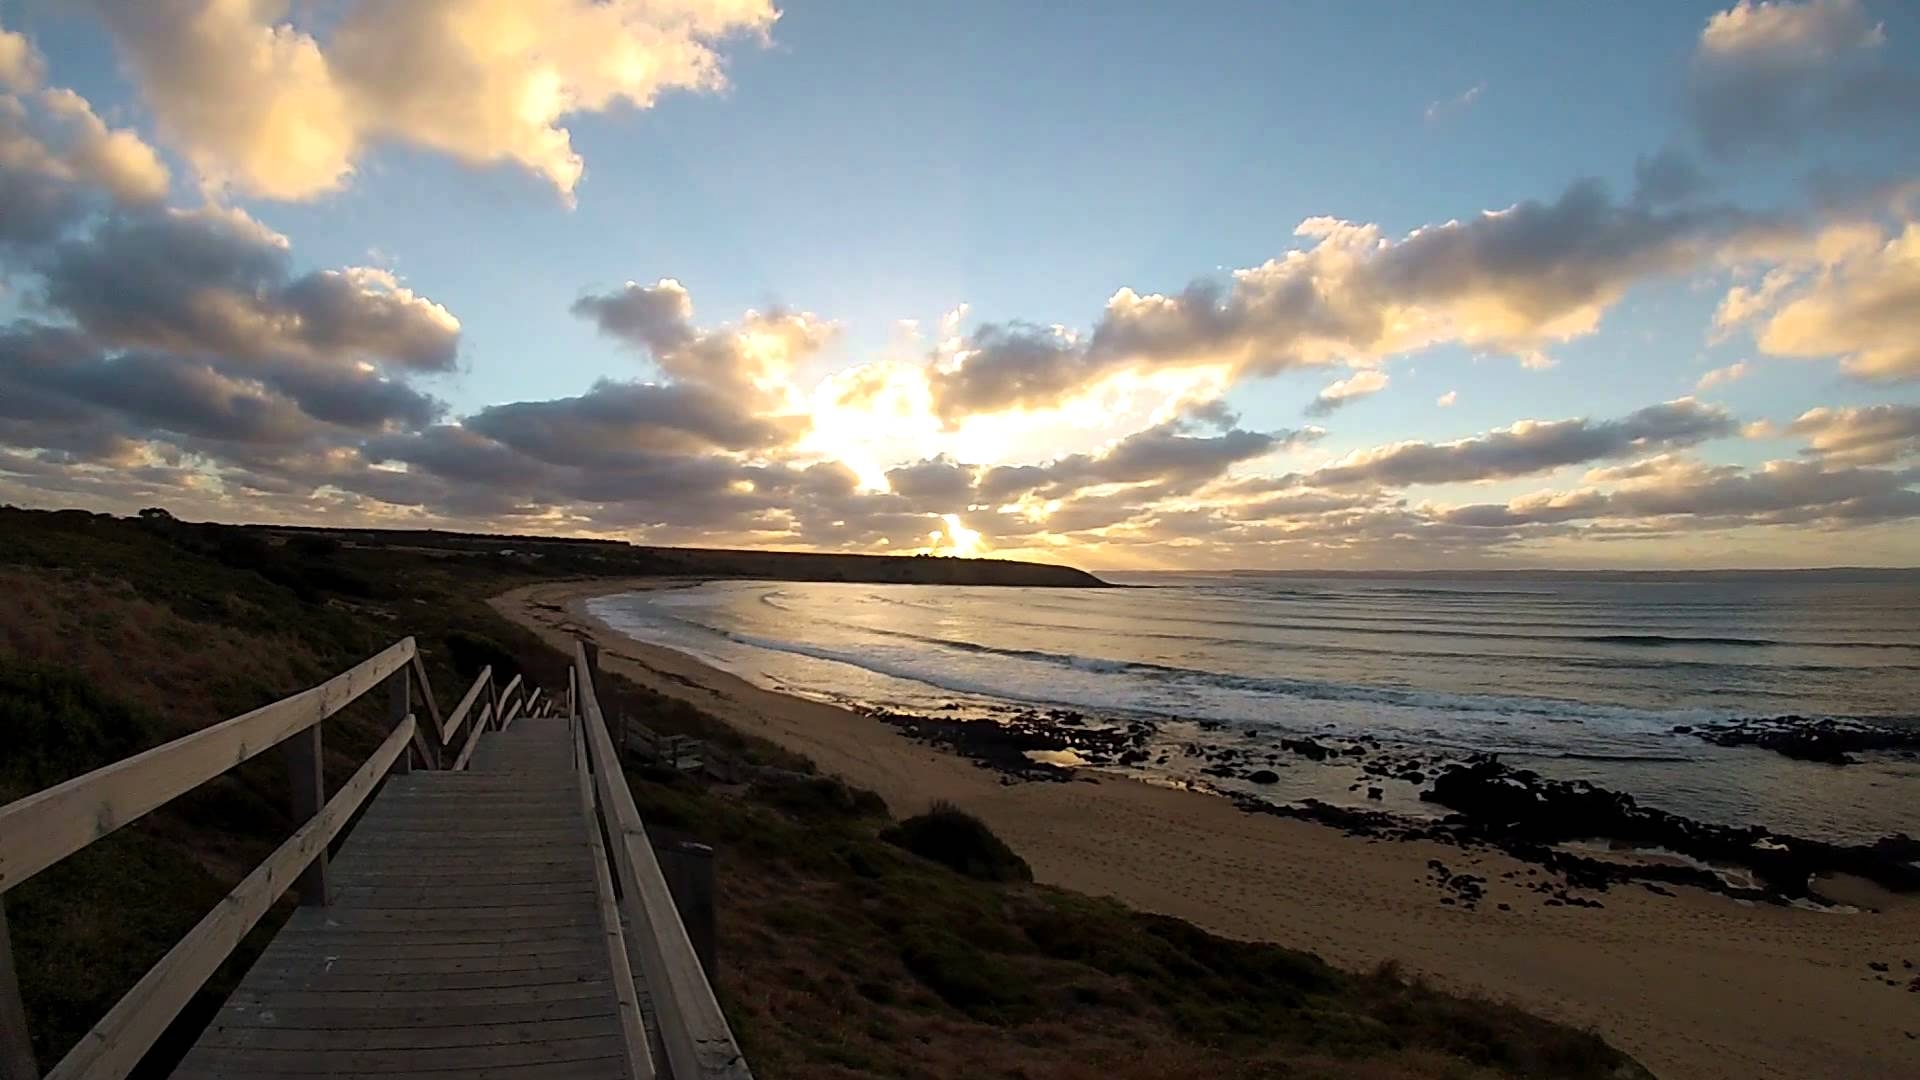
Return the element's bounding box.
[589,571,1920,845]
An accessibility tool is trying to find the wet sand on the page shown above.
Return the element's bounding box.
[494,578,1920,1080]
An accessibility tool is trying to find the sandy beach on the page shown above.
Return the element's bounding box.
[494,578,1920,1080]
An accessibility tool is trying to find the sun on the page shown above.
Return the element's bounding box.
[939,513,984,557]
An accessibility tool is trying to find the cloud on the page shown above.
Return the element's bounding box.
[33,88,169,204]
[573,278,837,404]
[88,0,777,201]
[1437,456,1920,530]
[1786,403,1920,463]
[464,379,807,464]
[0,19,43,92]
[1425,81,1485,123]
[1305,399,1737,489]
[977,420,1299,504]
[1688,0,1917,156]
[1695,361,1751,389]
[925,178,1782,420]
[38,205,460,372]
[0,80,169,246]
[1738,221,1920,379]
[1436,390,1458,407]
[1307,370,1389,416]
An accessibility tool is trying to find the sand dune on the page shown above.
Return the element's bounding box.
[495,579,1920,1080]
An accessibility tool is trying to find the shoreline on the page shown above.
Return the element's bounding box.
[493,577,1920,1080]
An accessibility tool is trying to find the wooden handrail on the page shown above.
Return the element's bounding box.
[0,638,415,894]
[439,666,491,746]
[45,715,415,1080]
[574,722,656,1080]
[497,673,524,719]
[406,653,444,739]
[500,692,526,733]
[451,702,494,772]
[574,641,751,1080]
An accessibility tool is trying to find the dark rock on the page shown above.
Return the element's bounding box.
[1366,786,1383,801]
[1422,755,1920,900]
[1870,961,1890,972]
[1681,716,1920,766]
[1280,738,1334,761]
[1248,769,1281,785]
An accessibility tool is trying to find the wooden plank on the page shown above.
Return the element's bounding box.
[0,639,414,893]
[232,968,611,994]
[450,702,492,772]
[268,926,601,951]
[265,940,597,963]
[224,980,613,1010]
[438,667,491,746]
[231,950,602,980]
[0,898,36,1080]
[196,1013,619,1052]
[204,996,613,1032]
[173,1047,624,1079]
[525,688,544,724]
[576,721,654,1080]
[575,640,750,1080]
[323,890,599,914]
[44,715,415,1080]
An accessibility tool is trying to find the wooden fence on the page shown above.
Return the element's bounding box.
[0,639,537,1080]
[573,641,751,1080]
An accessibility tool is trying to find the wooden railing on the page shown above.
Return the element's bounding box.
[0,639,534,1080]
[573,640,751,1080]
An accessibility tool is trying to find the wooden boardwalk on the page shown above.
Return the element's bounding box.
[173,717,628,1079]
[0,638,748,1080]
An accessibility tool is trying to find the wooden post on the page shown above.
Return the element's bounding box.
[0,897,36,1080]
[390,668,418,769]
[656,841,716,979]
[283,722,327,906]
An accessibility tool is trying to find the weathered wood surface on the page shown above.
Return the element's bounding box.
[576,723,655,1080]
[171,716,635,1080]
[0,639,415,894]
[575,642,750,1080]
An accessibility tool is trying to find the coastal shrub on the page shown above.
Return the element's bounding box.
[881,800,1032,882]
[897,924,1030,1022]
[750,774,888,821]
[0,662,159,796]
[442,630,520,686]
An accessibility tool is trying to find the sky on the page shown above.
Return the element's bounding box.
[0,0,1917,570]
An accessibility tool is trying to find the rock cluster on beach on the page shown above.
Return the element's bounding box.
[1419,755,1920,903]
[858,700,1920,910]
[1674,716,1920,766]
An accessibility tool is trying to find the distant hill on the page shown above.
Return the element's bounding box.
[27,508,1111,587]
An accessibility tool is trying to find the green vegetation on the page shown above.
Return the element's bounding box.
[0,506,1648,1079]
[881,800,1034,882]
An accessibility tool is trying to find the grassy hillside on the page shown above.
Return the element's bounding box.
[0,507,1646,1079]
